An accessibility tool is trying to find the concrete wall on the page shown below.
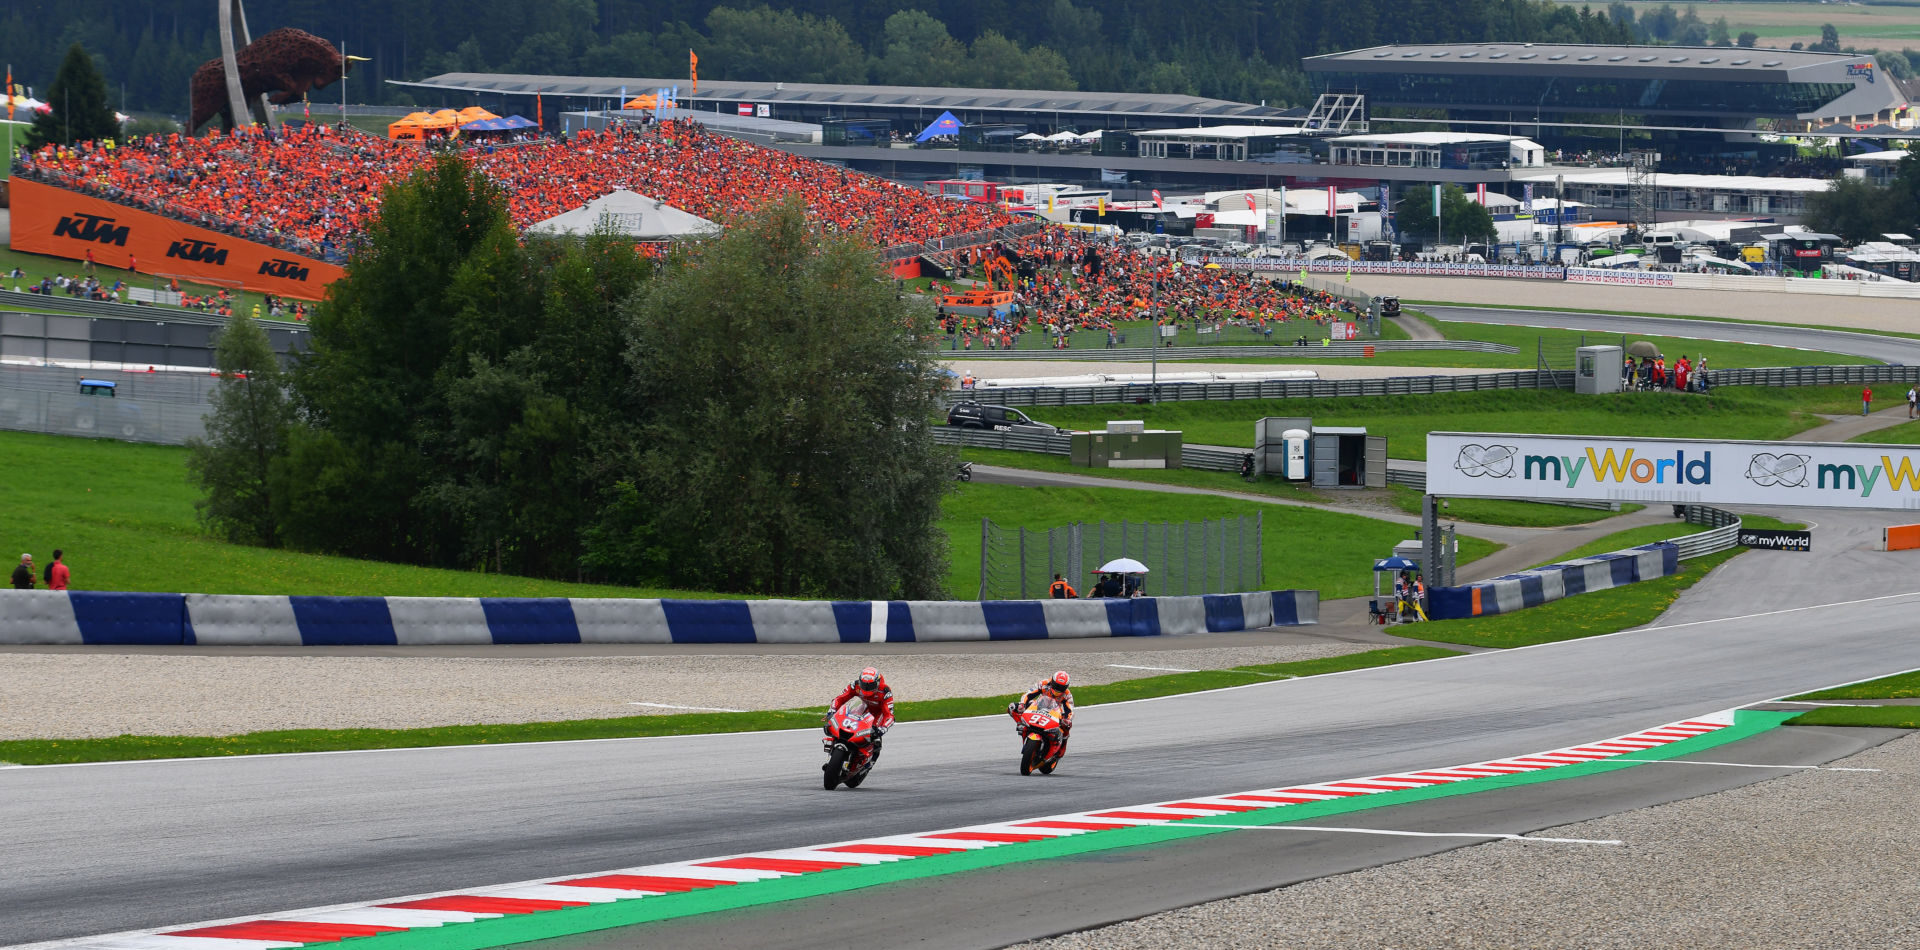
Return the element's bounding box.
[1428,543,1678,620]
[0,589,1318,645]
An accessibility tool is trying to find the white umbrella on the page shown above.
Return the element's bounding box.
[1045,130,1080,142]
[1079,129,1103,140]
[1096,558,1150,574]
[1016,132,1045,141]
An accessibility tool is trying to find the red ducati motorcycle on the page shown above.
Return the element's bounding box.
[822,697,879,790]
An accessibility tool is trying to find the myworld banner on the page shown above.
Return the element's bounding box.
[1428,432,1920,510]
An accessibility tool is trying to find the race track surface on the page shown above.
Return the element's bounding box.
[1424,306,1920,365]
[6,587,1920,944]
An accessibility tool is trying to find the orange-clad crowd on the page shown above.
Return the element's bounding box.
[15,119,1016,261]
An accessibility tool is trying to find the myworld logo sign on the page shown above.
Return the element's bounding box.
[1430,433,1920,510]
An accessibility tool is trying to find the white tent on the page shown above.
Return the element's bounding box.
[1016,132,1046,141]
[527,189,718,240]
[1078,130,1103,140]
[1045,131,1080,142]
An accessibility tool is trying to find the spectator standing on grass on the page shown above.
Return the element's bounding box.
[47,550,69,591]
[1907,385,1916,420]
[10,554,32,590]
[1864,386,1873,417]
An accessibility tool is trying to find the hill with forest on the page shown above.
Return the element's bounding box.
[1,0,1635,116]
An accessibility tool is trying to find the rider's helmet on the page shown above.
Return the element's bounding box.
[855,667,885,699]
[1045,670,1070,694]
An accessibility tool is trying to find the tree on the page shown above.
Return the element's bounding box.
[1708,17,1731,47]
[606,196,953,599]
[1737,32,1759,49]
[705,5,867,84]
[1397,184,1498,244]
[1812,23,1842,53]
[186,311,295,547]
[969,31,1076,89]
[874,10,967,86]
[1805,175,1912,244]
[26,43,117,149]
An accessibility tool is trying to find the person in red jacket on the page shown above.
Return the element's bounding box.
[829,667,896,757]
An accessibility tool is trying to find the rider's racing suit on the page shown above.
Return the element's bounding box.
[1010,681,1074,750]
[830,679,896,757]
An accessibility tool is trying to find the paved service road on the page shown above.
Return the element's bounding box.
[6,588,1920,944]
[1424,306,1920,365]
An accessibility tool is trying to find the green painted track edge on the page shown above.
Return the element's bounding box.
[328,709,1795,950]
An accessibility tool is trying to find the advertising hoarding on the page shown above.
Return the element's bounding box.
[1429,432,1920,510]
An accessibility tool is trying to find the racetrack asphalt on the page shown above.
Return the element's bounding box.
[1423,305,1920,364]
[7,584,1920,945]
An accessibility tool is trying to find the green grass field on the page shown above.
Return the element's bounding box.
[1851,419,1920,444]
[1021,386,1865,461]
[942,481,1496,600]
[1791,669,1920,701]
[0,645,1459,763]
[1389,486,1641,528]
[1551,0,1920,46]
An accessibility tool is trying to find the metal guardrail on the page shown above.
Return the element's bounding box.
[1673,504,1741,560]
[1705,365,1920,388]
[1,296,306,331]
[1180,445,1246,472]
[931,426,1071,455]
[959,371,1575,408]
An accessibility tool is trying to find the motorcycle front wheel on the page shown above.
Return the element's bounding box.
[1020,736,1041,775]
[824,746,848,790]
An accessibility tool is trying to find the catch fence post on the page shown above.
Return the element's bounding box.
[979,518,990,600]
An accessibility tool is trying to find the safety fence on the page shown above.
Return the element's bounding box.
[1704,364,1920,389]
[1227,259,1567,281]
[1568,267,1920,299]
[1426,504,1739,620]
[0,385,208,444]
[941,340,1519,362]
[979,514,1262,601]
[933,426,1071,455]
[0,588,1318,645]
[958,370,1575,407]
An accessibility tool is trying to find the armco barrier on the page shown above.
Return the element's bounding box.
[1428,543,1679,620]
[0,589,1318,645]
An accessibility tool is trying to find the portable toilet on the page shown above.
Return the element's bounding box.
[1282,429,1309,480]
[1575,344,1624,394]
[1256,416,1312,479]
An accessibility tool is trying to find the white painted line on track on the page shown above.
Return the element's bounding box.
[1201,824,1623,845]
[1107,664,1200,673]
[1636,759,1880,773]
[626,702,747,713]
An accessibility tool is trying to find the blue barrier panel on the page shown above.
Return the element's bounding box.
[1427,587,1473,621]
[481,598,580,644]
[886,601,915,642]
[662,599,756,644]
[981,600,1049,640]
[1518,574,1547,609]
[1608,554,1638,587]
[1104,598,1161,637]
[831,602,874,643]
[69,592,189,645]
[1202,594,1246,632]
[290,596,397,646]
[1271,590,1298,626]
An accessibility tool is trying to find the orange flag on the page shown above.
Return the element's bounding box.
[4,64,12,123]
[690,50,699,94]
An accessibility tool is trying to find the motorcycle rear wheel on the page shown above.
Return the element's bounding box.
[1020,737,1041,775]
[824,746,847,790]
[844,769,869,789]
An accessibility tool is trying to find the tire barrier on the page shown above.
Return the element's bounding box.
[1427,543,1678,621]
[0,589,1319,645]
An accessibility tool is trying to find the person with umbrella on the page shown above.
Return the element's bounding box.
[1094,558,1149,598]
[1627,341,1661,391]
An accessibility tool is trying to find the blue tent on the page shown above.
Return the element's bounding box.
[915,111,963,142]
[1373,556,1419,572]
[460,117,512,132]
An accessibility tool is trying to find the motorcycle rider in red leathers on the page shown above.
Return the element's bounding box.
[829,667,897,761]
[1008,670,1074,754]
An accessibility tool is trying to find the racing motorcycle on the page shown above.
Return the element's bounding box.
[1010,694,1068,776]
[822,697,879,790]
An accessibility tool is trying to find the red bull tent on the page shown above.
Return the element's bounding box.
[915,111,963,142]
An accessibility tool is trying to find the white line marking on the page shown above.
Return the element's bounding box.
[1201,823,1622,845]
[1766,700,1900,708]
[1637,759,1881,773]
[626,702,747,713]
[1107,664,1200,673]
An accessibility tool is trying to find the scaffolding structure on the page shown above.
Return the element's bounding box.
[1628,150,1661,230]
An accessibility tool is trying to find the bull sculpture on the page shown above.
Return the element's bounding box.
[190,28,350,132]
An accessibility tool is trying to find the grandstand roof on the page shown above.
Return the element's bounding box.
[1305,43,1871,81]
[1516,169,1838,194]
[1133,126,1307,140]
[397,73,1290,121]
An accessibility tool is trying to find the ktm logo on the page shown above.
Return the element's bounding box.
[166,238,229,266]
[53,212,130,246]
[258,259,310,282]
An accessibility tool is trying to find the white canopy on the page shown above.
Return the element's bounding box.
[527,188,718,239]
[1016,132,1046,141]
[1045,131,1081,142]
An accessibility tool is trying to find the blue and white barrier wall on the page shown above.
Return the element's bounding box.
[0,589,1318,645]
[1427,543,1678,621]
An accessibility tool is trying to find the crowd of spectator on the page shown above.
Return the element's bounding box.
[13,119,1020,264]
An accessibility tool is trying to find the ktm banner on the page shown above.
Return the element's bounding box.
[9,178,344,300]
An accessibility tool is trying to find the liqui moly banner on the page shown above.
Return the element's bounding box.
[1429,432,1920,510]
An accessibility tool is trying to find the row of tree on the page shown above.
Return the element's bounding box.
[1805,153,1920,245]
[2,0,1637,117]
[187,157,954,600]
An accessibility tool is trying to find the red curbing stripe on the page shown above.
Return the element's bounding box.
[1158,802,1266,813]
[561,874,738,893]
[1224,794,1331,804]
[820,843,971,857]
[1090,810,1201,821]
[1326,781,1420,791]
[1016,820,1140,831]
[698,857,861,873]
[1679,721,1726,729]
[923,831,1059,843]
[1373,775,1459,785]
[1482,762,1555,770]
[384,896,588,914]
[168,921,408,941]
[1277,787,1366,797]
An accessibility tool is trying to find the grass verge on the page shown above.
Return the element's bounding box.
[1787,707,1920,730]
[1390,485,1640,528]
[1790,670,1920,702]
[0,646,1458,765]
[1850,419,1920,445]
